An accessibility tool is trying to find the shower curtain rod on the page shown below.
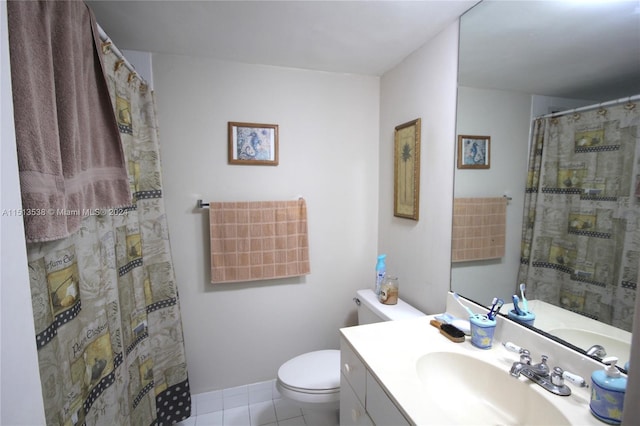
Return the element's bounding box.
[96,23,146,85]
[539,94,640,119]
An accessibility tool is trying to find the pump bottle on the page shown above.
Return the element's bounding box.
[590,356,627,424]
[375,254,386,296]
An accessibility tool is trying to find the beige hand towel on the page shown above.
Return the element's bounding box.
[452,197,507,262]
[209,199,311,283]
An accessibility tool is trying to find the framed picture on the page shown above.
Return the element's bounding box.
[394,118,421,220]
[228,122,279,165]
[457,135,490,169]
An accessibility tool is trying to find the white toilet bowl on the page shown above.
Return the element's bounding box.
[276,349,340,410]
[275,289,425,419]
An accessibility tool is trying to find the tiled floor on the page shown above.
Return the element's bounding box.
[176,379,338,426]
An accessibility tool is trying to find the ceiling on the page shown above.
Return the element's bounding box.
[87,0,478,76]
[459,0,640,101]
[87,0,640,100]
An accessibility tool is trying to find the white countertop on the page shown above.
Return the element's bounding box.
[340,315,603,425]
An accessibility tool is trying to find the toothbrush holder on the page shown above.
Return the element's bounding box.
[469,314,497,349]
[507,309,536,326]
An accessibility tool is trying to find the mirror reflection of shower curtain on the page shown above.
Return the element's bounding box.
[25,45,191,424]
[517,101,639,332]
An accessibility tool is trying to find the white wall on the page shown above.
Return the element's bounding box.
[377,22,460,315]
[451,86,532,303]
[152,55,380,392]
[122,49,153,89]
[0,2,46,423]
[129,18,463,394]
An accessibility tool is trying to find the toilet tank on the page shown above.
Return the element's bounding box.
[355,289,425,325]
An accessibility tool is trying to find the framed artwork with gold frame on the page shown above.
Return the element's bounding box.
[457,135,490,169]
[394,118,421,220]
[228,122,279,165]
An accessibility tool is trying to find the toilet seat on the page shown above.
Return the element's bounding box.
[276,350,340,404]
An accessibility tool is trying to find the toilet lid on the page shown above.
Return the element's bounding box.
[277,350,340,391]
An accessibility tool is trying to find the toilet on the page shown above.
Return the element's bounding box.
[275,289,425,419]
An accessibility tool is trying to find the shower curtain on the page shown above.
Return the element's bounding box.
[517,101,639,332]
[25,34,191,426]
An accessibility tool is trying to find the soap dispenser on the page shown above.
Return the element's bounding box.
[375,254,386,296]
[590,356,627,424]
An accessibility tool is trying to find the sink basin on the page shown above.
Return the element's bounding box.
[416,352,571,425]
[548,328,630,366]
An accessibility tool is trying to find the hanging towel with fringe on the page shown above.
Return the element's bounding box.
[209,199,310,283]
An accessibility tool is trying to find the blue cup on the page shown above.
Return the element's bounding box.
[469,314,497,349]
[507,309,536,326]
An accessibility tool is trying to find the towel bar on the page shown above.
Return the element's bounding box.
[197,197,304,209]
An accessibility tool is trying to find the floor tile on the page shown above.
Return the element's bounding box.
[276,416,306,426]
[302,409,338,426]
[195,410,223,426]
[223,405,251,426]
[249,401,277,425]
[273,398,303,421]
[190,382,339,426]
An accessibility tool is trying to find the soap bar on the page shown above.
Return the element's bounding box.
[430,319,465,343]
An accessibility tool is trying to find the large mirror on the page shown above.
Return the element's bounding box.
[453,0,640,368]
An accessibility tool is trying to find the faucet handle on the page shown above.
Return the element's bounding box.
[562,370,587,387]
[551,367,565,386]
[539,354,549,366]
[551,367,587,388]
[502,342,532,364]
[534,355,550,375]
[503,341,524,353]
[503,342,530,357]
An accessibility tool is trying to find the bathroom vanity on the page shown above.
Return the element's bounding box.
[340,337,409,425]
[339,294,611,425]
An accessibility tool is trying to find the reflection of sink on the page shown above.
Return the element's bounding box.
[549,328,630,365]
[416,352,571,425]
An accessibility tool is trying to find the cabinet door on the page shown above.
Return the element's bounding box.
[365,371,410,426]
[340,373,373,426]
[340,338,367,405]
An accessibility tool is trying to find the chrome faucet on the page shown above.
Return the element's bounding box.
[586,344,607,358]
[504,342,587,397]
[510,351,550,376]
[508,348,532,376]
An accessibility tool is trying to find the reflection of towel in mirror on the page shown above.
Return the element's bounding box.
[7,1,131,242]
[209,199,310,283]
[451,197,506,262]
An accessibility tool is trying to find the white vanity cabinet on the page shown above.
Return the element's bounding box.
[340,337,410,426]
[339,311,604,425]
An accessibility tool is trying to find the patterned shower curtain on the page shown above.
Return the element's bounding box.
[25,41,191,425]
[517,101,639,332]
